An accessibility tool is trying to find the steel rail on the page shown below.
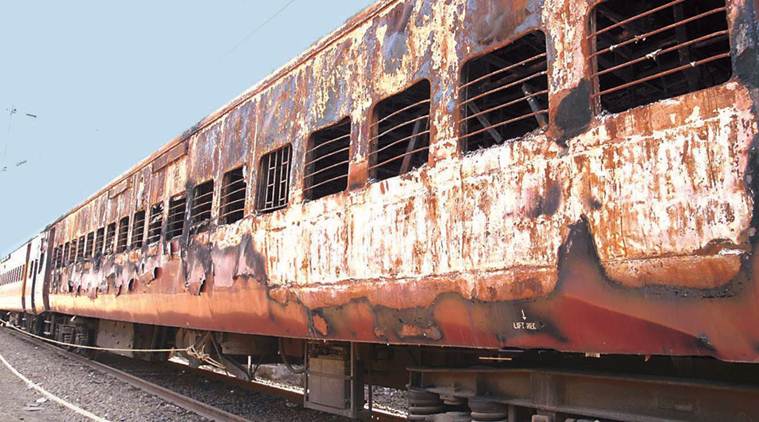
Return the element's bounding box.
[5,324,405,421]
[5,328,253,422]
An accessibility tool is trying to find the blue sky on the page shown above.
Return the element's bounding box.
[0,0,374,253]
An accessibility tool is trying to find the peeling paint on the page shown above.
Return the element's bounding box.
[26,0,759,362]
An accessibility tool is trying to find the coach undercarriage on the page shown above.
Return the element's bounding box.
[5,311,759,421]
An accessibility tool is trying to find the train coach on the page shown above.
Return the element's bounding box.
[2,0,759,420]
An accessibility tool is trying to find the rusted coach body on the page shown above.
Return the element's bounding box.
[39,0,759,363]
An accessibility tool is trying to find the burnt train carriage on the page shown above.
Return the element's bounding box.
[3,0,759,420]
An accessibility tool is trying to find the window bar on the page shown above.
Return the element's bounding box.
[264,156,276,209]
[257,146,292,213]
[307,133,351,155]
[589,0,732,113]
[304,146,351,168]
[94,227,105,257]
[458,89,549,125]
[63,242,70,266]
[368,128,432,158]
[371,99,431,129]
[104,223,116,255]
[277,148,290,208]
[116,217,129,253]
[85,232,94,258]
[459,53,548,92]
[76,236,85,261]
[131,211,146,248]
[220,167,246,224]
[70,239,77,264]
[459,70,548,109]
[369,145,432,171]
[147,203,164,244]
[593,53,730,99]
[593,30,728,79]
[590,0,687,39]
[589,7,727,60]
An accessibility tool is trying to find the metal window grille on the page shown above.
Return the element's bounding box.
[84,232,95,258]
[190,180,214,234]
[116,217,129,253]
[166,194,187,239]
[460,31,548,152]
[76,236,85,261]
[256,145,292,213]
[369,80,430,181]
[70,239,78,265]
[220,167,247,225]
[104,223,116,255]
[94,227,105,256]
[85,232,94,258]
[589,0,732,114]
[63,242,71,266]
[54,246,63,269]
[147,203,164,244]
[304,118,351,200]
[131,211,146,248]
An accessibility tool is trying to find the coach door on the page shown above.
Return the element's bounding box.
[20,242,31,313]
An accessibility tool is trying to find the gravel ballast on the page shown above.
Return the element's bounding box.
[0,327,406,421]
[0,328,200,421]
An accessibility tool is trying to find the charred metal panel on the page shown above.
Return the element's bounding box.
[38,0,759,364]
[152,141,187,172]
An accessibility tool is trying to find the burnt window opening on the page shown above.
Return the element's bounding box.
[94,227,105,256]
[220,167,247,225]
[104,223,116,255]
[63,242,71,266]
[76,236,85,262]
[256,145,292,214]
[54,246,63,269]
[85,232,94,258]
[166,194,187,239]
[590,0,732,114]
[190,180,214,234]
[147,203,164,244]
[70,239,78,265]
[370,80,431,181]
[131,211,146,248]
[460,31,549,152]
[304,118,351,200]
[116,217,129,253]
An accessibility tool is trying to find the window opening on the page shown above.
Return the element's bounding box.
[147,202,164,244]
[116,217,129,253]
[76,236,85,262]
[460,31,548,152]
[131,210,146,248]
[94,227,105,256]
[256,145,292,213]
[220,167,247,225]
[304,118,351,200]
[104,223,116,255]
[370,80,431,181]
[63,242,71,266]
[590,0,732,113]
[166,194,187,239]
[85,232,94,258]
[190,180,214,234]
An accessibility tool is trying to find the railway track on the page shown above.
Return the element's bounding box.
[4,326,404,422]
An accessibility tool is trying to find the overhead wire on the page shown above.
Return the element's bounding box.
[223,0,298,57]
